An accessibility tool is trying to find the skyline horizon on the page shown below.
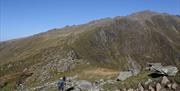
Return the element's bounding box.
[0,10,179,42]
[1,10,180,42]
[1,0,180,41]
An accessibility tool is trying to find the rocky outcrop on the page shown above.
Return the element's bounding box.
[155,83,161,91]
[115,76,179,91]
[116,69,140,81]
[1,11,180,90]
[161,76,170,85]
[116,71,133,81]
[15,74,180,91]
[75,80,92,90]
[138,83,144,91]
[67,50,79,60]
[146,63,179,76]
[148,85,155,91]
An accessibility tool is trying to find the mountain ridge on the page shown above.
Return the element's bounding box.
[0,10,180,90]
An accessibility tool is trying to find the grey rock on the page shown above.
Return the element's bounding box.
[160,88,167,91]
[115,90,121,91]
[100,79,104,82]
[148,85,155,91]
[166,83,172,89]
[145,79,152,85]
[172,83,178,90]
[116,58,141,81]
[117,71,133,81]
[138,83,144,91]
[127,56,141,76]
[75,80,92,90]
[123,88,127,91]
[161,66,178,76]
[127,88,134,91]
[67,50,79,60]
[146,63,178,76]
[161,76,170,85]
[156,83,161,91]
[106,80,115,84]
[7,64,13,68]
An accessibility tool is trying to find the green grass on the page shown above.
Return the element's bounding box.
[1,12,180,91]
[1,82,14,91]
[25,63,119,88]
[174,71,180,84]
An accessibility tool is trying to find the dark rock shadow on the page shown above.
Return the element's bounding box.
[148,73,164,78]
[66,87,74,91]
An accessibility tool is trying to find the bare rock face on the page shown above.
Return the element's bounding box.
[67,50,79,60]
[117,71,133,81]
[161,76,170,85]
[25,58,86,86]
[156,83,161,91]
[138,83,144,91]
[127,56,141,76]
[1,11,180,90]
[145,79,153,85]
[123,88,127,91]
[148,85,155,91]
[160,88,168,91]
[75,80,92,90]
[117,59,141,81]
[166,83,172,89]
[172,83,178,90]
[161,66,179,76]
[127,88,134,91]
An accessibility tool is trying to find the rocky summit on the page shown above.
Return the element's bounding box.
[0,10,180,91]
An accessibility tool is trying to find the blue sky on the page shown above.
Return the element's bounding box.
[0,0,180,41]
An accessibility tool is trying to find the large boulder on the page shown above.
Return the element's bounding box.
[161,66,178,76]
[146,63,178,76]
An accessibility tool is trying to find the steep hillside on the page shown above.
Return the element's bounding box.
[0,10,180,90]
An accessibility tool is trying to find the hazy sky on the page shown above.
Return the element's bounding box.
[0,0,180,41]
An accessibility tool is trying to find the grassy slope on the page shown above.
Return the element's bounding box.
[0,11,180,90]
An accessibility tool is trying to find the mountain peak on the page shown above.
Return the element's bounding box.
[1,11,180,91]
[132,10,159,15]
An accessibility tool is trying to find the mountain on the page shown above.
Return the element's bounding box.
[0,10,180,90]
